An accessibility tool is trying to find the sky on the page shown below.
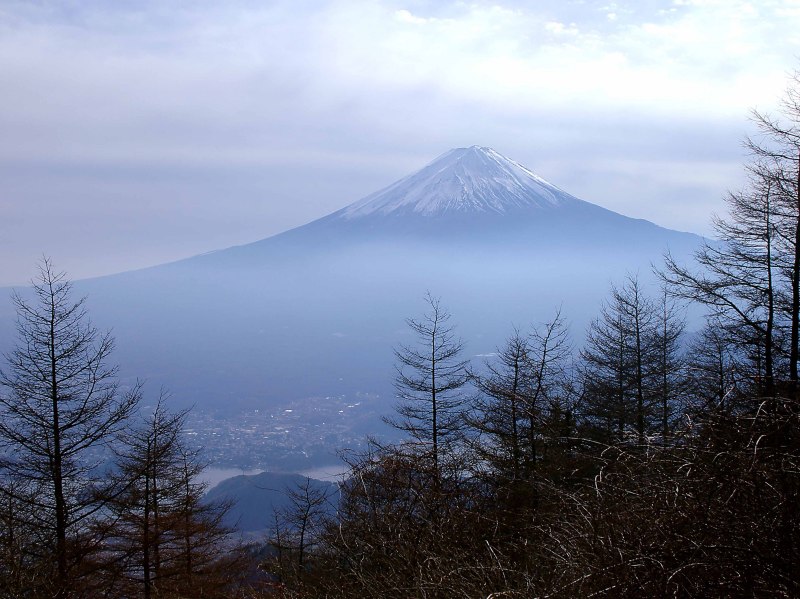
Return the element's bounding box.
[1,0,799,286]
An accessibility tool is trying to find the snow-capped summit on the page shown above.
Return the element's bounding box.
[340,146,579,219]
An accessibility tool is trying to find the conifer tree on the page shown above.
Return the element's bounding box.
[581,276,658,444]
[100,398,237,598]
[0,259,140,596]
[386,293,469,476]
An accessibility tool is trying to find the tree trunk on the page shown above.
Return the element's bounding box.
[791,160,800,387]
[635,311,645,446]
[431,334,438,478]
[49,301,68,598]
[765,182,775,396]
[143,446,152,599]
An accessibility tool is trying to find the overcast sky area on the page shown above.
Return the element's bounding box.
[1,0,799,285]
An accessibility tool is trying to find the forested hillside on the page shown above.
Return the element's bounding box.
[255,79,800,598]
[2,81,800,598]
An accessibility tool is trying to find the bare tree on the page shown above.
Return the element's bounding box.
[685,318,746,414]
[661,74,800,395]
[652,288,687,439]
[385,293,469,476]
[469,329,531,481]
[581,275,660,445]
[470,311,573,481]
[0,478,48,596]
[746,75,800,385]
[662,173,780,396]
[0,259,140,596]
[102,397,187,598]
[524,309,574,465]
[267,477,335,587]
[100,397,240,598]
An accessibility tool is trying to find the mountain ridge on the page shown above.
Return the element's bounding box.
[48,146,700,280]
[176,146,699,270]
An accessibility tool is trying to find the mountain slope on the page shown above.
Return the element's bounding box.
[182,145,696,266]
[205,472,337,534]
[340,145,576,217]
[0,147,704,461]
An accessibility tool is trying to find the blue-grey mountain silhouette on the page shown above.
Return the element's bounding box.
[0,146,703,422]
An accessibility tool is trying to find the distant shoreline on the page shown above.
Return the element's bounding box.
[202,463,347,490]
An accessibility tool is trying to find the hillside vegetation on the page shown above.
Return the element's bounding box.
[3,80,800,598]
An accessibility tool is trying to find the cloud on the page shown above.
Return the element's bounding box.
[544,21,579,35]
[0,0,790,164]
[394,9,431,25]
[0,0,798,284]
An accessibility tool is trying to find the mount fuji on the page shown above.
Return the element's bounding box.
[1,146,703,420]
[342,145,573,216]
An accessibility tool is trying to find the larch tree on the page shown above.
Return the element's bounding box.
[100,398,238,598]
[662,172,779,396]
[470,329,532,481]
[385,293,470,477]
[524,309,574,465]
[746,75,800,386]
[267,477,335,586]
[659,73,800,396]
[685,318,744,413]
[652,288,687,440]
[581,275,658,445]
[0,259,141,597]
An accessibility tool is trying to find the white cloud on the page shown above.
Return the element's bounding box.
[544,20,579,35]
[394,9,430,25]
[0,0,798,283]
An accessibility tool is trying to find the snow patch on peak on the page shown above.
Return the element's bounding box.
[341,146,578,219]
